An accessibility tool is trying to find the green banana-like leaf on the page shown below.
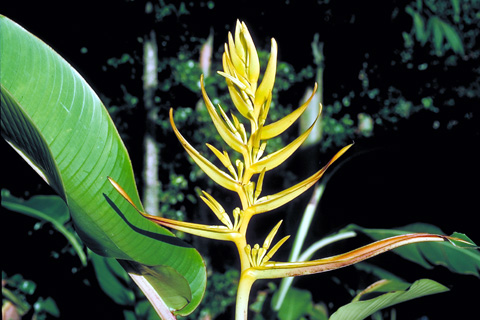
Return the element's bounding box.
[329,278,449,320]
[0,15,206,315]
[345,223,480,277]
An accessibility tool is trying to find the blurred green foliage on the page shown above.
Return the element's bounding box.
[2,271,60,319]
[1,190,87,266]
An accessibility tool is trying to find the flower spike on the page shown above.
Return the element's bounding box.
[200,75,247,154]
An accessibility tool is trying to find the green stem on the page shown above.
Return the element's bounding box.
[272,150,359,311]
[298,231,357,262]
[271,182,324,311]
[288,182,325,262]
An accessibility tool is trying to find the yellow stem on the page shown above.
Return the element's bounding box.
[235,269,257,320]
[233,235,251,272]
[236,186,250,212]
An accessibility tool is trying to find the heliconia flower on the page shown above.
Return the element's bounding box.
[107,21,477,320]
[157,20,356,253]
[244,220,290,267]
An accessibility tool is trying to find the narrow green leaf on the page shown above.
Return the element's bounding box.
[1,190,87,266]
[329,279,448,320]
[351,279,410,302]
[34,296,60,318]
[406,7,428,45]
[451,0,461,22]
[440,20,464,55]
[429,17,445,54]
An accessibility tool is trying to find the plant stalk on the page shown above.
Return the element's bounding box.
[235,270,257,320]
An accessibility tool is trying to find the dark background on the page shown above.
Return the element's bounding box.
[2,1,479,319]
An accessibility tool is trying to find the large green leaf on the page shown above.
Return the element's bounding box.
[345,223,480,277]
[0,15,206,315]
[329,279,449,320]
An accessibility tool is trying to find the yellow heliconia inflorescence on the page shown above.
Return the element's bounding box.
[111,19,351,277]
[108,21,473,320]
[166,20,352,242]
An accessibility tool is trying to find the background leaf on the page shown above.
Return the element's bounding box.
[273,287,313,320]
[33,297,60,318]
[0,15,206,314]
[90,251,136,306]
[429,17,445,54]
[406,6,428,45]
[440,20,465,55]
[329,279,449,320]
[345,223,480,277]
[1,190,87,266]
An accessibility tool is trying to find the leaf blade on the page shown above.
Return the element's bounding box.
[0,15,206,314]
[329,279,449,320]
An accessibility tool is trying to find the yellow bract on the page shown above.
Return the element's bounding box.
[165,20,353,267]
